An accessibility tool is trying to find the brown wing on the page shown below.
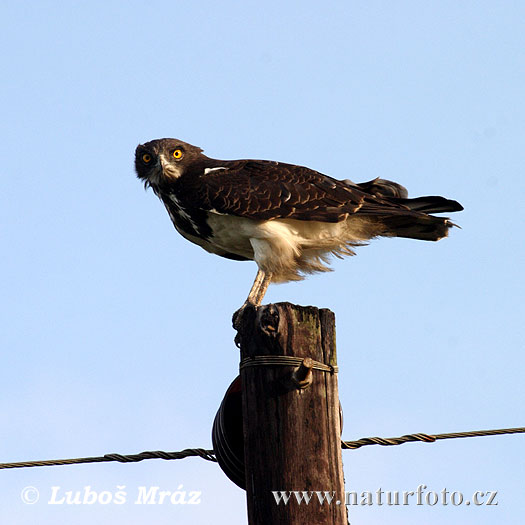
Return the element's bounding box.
[178,159,462,227]
[181,160,405,222]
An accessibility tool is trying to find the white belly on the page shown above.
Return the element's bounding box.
[205,212,380,282]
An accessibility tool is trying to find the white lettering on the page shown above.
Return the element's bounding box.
[135,486,159,504]
[83,486,98,505]
[486,491,498,505]
[48,486,65,505]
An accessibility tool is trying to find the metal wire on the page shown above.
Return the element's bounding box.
[342,426,525,450]
[0,448,216,470]
[1,426,522,470]
[240,355,338,373]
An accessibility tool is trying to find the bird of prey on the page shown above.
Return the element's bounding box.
[135,138,463,310]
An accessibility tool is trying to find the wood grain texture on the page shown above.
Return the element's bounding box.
[237,302,346,525]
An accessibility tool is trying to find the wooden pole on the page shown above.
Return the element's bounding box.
[236,302,346,525]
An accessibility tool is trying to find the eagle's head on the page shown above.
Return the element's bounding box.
[135,138,205,189]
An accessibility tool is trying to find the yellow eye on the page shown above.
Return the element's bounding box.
[142,153,152,164]
[172,149,183,160]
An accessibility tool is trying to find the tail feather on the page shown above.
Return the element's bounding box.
[393,195,464,214]
[382,195,463,240]
[353,178,409,199]
[379,214,457,241]
[345,176,463,241]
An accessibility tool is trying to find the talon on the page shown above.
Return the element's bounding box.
[233,304,250,348]
[232,305,247,331]
[233,269,273,346]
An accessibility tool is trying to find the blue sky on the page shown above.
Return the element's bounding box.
[1,1,524,523]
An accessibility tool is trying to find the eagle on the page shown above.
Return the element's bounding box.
[135,138,463,312]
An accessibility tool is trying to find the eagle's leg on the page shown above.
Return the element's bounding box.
[252,270,272,306]
[245,269,273,306]
[233,269,273,334]
[245,268,266,305]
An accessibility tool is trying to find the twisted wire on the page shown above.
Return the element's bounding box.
[0,448,216,470]
[240,355,338,373]
[342,427,525,450]
[1,427,522,470]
